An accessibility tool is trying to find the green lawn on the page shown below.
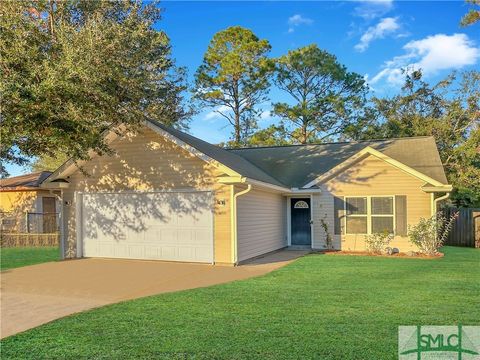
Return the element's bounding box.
[2,247,479,359]
[0,246,59,271]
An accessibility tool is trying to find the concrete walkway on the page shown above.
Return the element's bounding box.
[0,250,307,338]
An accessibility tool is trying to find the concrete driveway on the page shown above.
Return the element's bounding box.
[0,250,306,338]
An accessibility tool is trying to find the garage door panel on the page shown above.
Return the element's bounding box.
[112,244,128,258]
[81,191,213,263]
[99,244,115,257]
[126,245,144,259]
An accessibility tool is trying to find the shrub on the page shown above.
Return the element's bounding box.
[320,215,333,250]
[408,212,458,256]
[365,231,393,254]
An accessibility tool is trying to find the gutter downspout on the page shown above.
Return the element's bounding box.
[231,184,252,265]
[433,192,451,242]
[433,192,450,215]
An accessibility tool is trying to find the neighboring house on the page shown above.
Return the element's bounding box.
[0,171,60,233]
[42,119,451,264]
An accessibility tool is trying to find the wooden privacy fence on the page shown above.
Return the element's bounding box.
[443,208,480,248]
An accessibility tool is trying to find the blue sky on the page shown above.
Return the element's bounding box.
[6,0,479,177]
[156,0,479,143]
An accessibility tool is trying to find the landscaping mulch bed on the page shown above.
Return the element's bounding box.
[319,250,444,259]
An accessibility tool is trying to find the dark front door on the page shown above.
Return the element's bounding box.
[291,198,311,246]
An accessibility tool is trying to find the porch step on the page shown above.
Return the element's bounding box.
[287,245,311,250]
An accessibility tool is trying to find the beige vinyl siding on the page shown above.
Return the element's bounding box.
[312,192,341,250]
[0,191,38,214]
[213,184,232,263]
[236,187,286,262]
[312,154,432,252]
[62,127,232,262]
[0,190,61,233]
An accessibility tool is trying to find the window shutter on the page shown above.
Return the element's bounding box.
[395,195,407,236]
[334,196,345,235]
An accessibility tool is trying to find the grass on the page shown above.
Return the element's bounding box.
[0,246,59,271]
[1,246,479,359]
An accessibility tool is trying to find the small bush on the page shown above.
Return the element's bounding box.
[408,212,458,256]
[320,215,333,250]
[365,231,393,254]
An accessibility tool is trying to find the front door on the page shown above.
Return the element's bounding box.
[291,198,311,246]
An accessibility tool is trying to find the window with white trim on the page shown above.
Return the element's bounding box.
[345,196,395,235]
[346,197,368,234]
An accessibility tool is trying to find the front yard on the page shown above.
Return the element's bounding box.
[0,246,59,271]
[1,246,479,359]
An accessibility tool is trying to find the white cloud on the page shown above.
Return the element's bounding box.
[370,33,480,86]
[355,17,400,52]
[204,105,230,120]
[260,110,272,120]
[287,14,313,33]
[353,0,394,20]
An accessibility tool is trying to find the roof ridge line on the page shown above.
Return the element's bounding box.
[226,136,434,151]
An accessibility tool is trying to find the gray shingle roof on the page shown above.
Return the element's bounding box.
[149,120,287,188]
[153,120,447,188]
[0,171,53,190]
[229,136,448,187]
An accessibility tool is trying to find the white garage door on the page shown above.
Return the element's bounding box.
[80,191,214,263]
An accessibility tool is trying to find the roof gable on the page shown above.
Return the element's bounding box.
[229,137,448,188]
[302,146,444,188]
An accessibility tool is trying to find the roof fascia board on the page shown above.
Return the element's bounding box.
[421,185,453,193]
[0,187,42,192]
[302,146,445,188]
[245,178,290,193]
[217,176,246,184]
[290,188,322,194]
[218,177,315,194]
[217,175,290,193]
[40,182,70,190]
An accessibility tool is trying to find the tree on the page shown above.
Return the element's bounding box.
[194,26,272,147]
[30,153,69,172]
[1,0,190,176]
[272,44,369,144]
[360,70,480,207]
[245,125,291,147]
[461,0,480,26]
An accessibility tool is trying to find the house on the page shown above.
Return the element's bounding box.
[42,119,452,264]
[0,171,61,233]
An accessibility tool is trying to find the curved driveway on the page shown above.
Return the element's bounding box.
[1,250,306,338]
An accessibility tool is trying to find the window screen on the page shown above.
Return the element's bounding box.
[371,197,393,215]
[346,197,367,215]
[371,217,394,233]
[371,197,394,234]
[345,197,368,234]
[346,217,368,234]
